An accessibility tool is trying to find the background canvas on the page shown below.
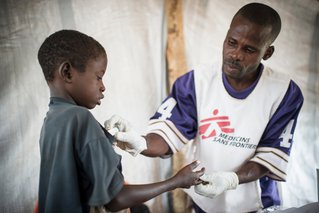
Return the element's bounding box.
[0,0,318,212]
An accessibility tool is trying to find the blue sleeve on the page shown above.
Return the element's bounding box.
[259,80,304,154]
[250,80,304,181]
[148,71,198,152]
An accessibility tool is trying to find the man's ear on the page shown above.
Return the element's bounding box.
[262,46,274,60]
[58,62,72,83]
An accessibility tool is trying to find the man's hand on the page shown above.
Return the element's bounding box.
[104,115,131,133]
[104,115,147,156]
[114,130,147,156]
[194,172,239,198]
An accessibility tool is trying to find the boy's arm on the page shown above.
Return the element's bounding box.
[104,161,204,212]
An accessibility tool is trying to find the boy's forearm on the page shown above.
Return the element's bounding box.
[105,179,176,211]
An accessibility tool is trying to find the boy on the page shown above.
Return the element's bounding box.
[37,29,205,213]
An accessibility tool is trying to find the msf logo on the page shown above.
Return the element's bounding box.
[199,109,234,139]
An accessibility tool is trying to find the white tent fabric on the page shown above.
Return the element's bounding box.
[0,0,318,212]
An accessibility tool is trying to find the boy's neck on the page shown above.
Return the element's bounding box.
[48,82,73,102]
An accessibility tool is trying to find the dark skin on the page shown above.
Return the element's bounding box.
[106,160,204,211]
[49,55,205,212]
[222,14,274,90]
[142,134,268,184]
[141,14,275,184]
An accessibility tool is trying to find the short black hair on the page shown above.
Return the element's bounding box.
[234,2,281,44]
[38,29,106,81]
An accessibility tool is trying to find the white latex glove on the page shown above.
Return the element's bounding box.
[104,115,147,156]
[104,115,131,134]
[194,172,239,199]
[114,130,147,157]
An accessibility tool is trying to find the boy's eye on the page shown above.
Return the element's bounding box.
[97,76,102,80]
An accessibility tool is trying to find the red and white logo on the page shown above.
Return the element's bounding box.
[199,109,234,139]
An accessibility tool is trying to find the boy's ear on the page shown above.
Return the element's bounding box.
[58,62,72,83]
[262,46,274,60]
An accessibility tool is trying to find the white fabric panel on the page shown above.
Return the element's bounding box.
[0,0,318,212]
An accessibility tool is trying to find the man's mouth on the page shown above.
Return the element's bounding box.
[225,60,241,69]
[224,60,242,74]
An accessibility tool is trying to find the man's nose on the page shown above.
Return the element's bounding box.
[230,48,243,61]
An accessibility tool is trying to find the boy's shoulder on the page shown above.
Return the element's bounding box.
[63,105,95,123]
[49,98,96,124]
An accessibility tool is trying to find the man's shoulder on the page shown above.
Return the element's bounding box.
[258,66,294,99]
[262,66,292,83]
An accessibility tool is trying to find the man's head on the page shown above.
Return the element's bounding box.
[234,3,281,44]
[38,30,107,109]
[222,3,281,86]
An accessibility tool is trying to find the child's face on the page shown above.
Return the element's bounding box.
[70,55,107,109]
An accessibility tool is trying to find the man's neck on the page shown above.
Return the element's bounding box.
[226,69,260,91]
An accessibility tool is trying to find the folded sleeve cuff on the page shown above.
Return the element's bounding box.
[249,147,289,181]
[147,119,189,155]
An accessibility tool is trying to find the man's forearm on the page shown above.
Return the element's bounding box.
[141,133,172,157]
[235,161,269,184]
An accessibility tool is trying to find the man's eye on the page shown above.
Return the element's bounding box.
[245,48,255,53]
[228,40,236,46]
[97,76,102,80]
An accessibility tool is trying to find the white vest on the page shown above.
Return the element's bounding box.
[184,63,290,213]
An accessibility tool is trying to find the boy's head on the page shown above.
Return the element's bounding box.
[38,29,106,82]
[38,30,107,109]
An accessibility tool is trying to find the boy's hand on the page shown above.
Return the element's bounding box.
[194,172,239,198]
[172,161,205,189]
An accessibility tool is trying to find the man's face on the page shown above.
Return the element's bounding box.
[222,15,272,81]
[70,55,107,109]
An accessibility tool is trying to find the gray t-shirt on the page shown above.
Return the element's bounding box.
[39,97,124,213]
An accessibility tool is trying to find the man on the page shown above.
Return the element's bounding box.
[105,3,304,212]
